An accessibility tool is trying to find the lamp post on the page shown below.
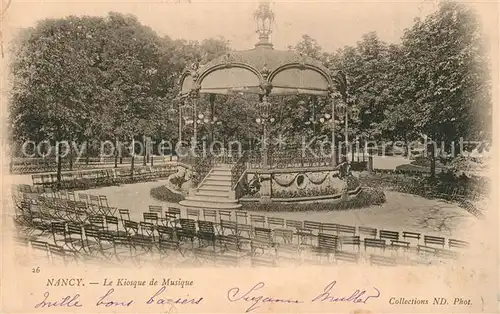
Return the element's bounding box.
[256,95,273,169]
[197,112,221,152]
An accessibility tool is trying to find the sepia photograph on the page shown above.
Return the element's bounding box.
[0,0,497,312]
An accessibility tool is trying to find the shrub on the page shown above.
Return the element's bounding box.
[346,175,360,190]
[150,185,184,203]
[350,161,367,172]
[272,186,340,199]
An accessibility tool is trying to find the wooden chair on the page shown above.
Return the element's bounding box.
[267,217,285,229]
[424,235,445,248]
[448,239,469,250]
[339,236,361,251]
[389,240,410,253]
[337,224,356,236]
[220,220,238,236]
[321,222,339,235]
[187,208,200,221]
[197,220,217,249]
[235,211,248,224]
[177,218,197,247]
[252,227,276,256]
[304,220,322,234]
[334,251,360,264]
[149,205,163,215]
[402,231,421,243]
[250,214,266,227]
[369,254,397,267]
[251,256,277,268]
[118,209,131,222]
[203,209,217,222]
[358,226,377,239]
[143,212,159,225]
[219,210,232,222]
[364,238,386,253]
[310,233,338,261]
[88,215,106,231]
[417,244,438,257]
[379,230,399,242]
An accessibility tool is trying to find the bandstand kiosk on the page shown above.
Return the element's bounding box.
[178,3,355,209]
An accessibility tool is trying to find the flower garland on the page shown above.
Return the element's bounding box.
[273,173,299,187]
[305,172,329,185]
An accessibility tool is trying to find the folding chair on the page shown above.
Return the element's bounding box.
[187,208,200,221]
[143,212,159,225]
[203,209,217,222]
[235,211,248,224]
[250,214,266,227]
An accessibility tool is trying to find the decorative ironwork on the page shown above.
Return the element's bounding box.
[231,151,248,188]
[245,147,334,170]
[253,1,274,48]
[191,153,215,187]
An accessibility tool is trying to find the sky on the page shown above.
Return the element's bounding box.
[3,0,498,53]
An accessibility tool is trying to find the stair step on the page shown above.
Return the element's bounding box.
[211,170,232,175]
[184,196,239,204]
[179,199,242,209]
[208,175,232,181]
[198,186,230,193]
[204,180,231,187]
[195,190,229,198]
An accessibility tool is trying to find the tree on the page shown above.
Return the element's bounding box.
[400,2,492,176]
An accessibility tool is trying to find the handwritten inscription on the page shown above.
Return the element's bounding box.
[311,281,380,303]
[34,280,380,311]
[227,282,303,313]
[34,287,203,309]
[96,288,134,307]
[227,281,380,312]
[34,292,83,308]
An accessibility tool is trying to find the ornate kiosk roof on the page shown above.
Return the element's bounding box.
[180,3,334,97]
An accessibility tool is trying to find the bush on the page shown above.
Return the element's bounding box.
[359,187,386,205]
[150,185,184,203]
[350,161,367,172]
[346,175,360,190]
[272,186,340,199]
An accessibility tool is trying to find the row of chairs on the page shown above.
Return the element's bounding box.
[13,186,471,267]
[31,165,175,190]
[14,200,469,268]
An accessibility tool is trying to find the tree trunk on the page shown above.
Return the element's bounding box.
[430,144,436,178]
[351,143,355,163]
[86,141,90,165]
[56,141,62,187]
[69,139,73,171]
[130,138,135,178]
[142,135,146,166]
[114,138,118,168]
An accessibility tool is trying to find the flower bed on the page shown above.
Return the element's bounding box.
[241,187,385,212]
[272,186,340,199]
[150,185,185,203]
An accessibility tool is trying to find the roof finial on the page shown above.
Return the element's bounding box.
[253,1,274,49]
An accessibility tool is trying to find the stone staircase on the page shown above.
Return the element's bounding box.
[179,164,242,209]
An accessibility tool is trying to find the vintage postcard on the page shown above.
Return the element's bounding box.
[0,0,498,313]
